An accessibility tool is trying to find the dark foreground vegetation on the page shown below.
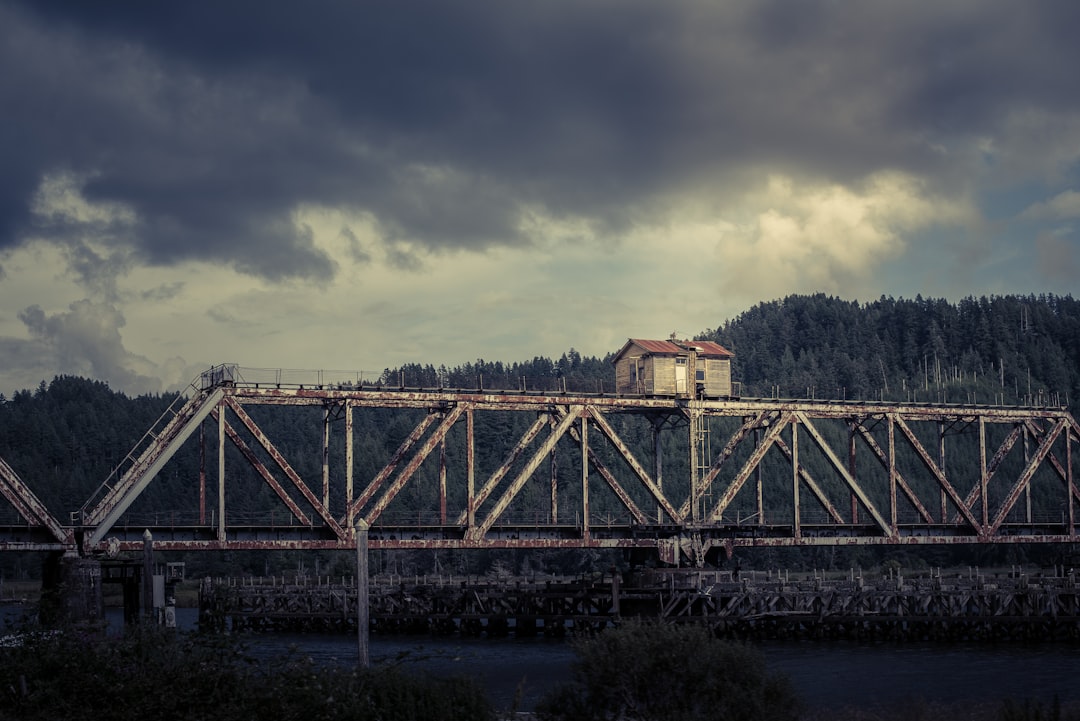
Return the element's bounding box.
[0,625,493,721]
[2,621,1077,721]
[536,622,800,721]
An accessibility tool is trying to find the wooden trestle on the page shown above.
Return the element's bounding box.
[199,569,1080,642]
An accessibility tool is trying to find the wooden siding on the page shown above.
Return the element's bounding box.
[614,355,732,397]
[700,358,732,397]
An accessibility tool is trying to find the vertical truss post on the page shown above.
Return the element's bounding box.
[755,426,764,525]
[654,418,664,491]
[466,408,475,529]
[848,422,857,524]
[217,402,226,542]
[345,403,354,529]
[322,406,331,509]
[938,422,946,523]
[550,416,559,525]
[581,414,590,541]
[439,437,448,525]
[1068,427,1075,537]
[1023,425,1031,524]
[979,417,988,528]
[199,422,206,526]
[888,414,897,534]
[792,417,801,540]
[689,408,700,524]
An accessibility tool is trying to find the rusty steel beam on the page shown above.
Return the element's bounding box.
[679,411,770,521]
[225,398,347,541]
[565,419,650,526]
[211,409,313,526]
[889,417,983,533]
[454,412,549,527]
[579,406,681,522]
[796,413,892,535]
[348,412,438,520]
[466,407,583,542]
[1024,419,1080,506]
[363,405,466,525]
[0,457,70,547]
[771,435,845,524]
[707,412,792,523]
[98,530,1080,553]
[13,368,1067,558]
[850,420,935,524]
[84,387,225,548]
[988,417,1067,537]
[962,424,1025,513]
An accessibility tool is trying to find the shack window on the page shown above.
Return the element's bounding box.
[696,368,706,381]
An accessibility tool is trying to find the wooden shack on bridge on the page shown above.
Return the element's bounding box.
[613,338,735,398]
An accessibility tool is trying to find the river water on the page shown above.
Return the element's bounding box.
[0,607,1045,712]
[118,608,1080,713]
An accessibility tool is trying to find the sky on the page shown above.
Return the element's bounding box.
[1,1,1079,397]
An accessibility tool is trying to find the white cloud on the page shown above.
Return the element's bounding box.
[31,171,137,227]
[1021,190,1080,221]
[645,172,975,304]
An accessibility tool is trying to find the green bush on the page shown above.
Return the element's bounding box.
[535,622,800,721]
[0,626,493,721]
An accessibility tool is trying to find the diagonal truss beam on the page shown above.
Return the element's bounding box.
[349,412,438,520]
[708,412,792,523]
[892,416,984,534]
[681,412,771,521]
[850,421,935,524]
[364,405,466,525]
[772,435,845,524]
[0,456,69,545]
[988,418,1067,536]
[455,413,549,526]
[795,412,892,534]
[581,407,681,523]
[565,422,650,526]
[212,409,312,527]
[467,406,582,541]
[1025,419,1080,506]
[85,387,225,547]
[955,424,1023,521]
[225,398,346,540]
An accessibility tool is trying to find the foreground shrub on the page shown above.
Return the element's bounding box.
[535,622,799,721]
[0,626,493,721]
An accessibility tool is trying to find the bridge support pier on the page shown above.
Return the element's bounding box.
[40,554,104,628]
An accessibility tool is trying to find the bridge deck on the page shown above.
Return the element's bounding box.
[0,364,1076,561]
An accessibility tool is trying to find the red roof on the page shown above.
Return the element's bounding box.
[614,338,734,361]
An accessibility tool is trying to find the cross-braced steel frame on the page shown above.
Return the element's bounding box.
[62,365,1079,565]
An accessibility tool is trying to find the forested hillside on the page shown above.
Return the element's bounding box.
[382,293,1079,412]
[710,294,1079,409]
[0,293,1076,575]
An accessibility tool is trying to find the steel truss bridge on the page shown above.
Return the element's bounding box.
[1,365,1078,565]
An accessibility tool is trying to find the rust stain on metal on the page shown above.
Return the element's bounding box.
[0,368,1072,560]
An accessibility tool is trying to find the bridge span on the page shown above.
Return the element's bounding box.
[1,364,1078,565]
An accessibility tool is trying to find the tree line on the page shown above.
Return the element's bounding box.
[0,293,1077,577]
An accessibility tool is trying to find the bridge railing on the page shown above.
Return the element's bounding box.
[73,371,208,525]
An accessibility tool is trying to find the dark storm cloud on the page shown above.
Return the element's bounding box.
[2,0,1080,282]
